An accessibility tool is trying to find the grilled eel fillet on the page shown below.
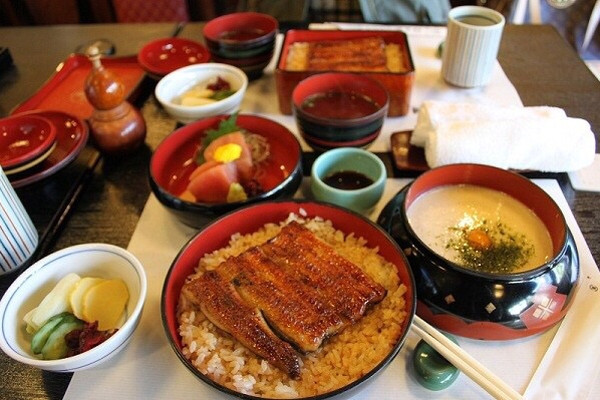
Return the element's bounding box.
[181,221,387,378]
[181,270,302,379]
[219,246,346,353]
[261,221,387,323]
[308,37,388,72]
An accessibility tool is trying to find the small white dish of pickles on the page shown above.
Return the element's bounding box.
[0,243,147,372]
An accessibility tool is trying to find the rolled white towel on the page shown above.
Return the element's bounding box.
[411,100,567,147]
[424,116,596,172]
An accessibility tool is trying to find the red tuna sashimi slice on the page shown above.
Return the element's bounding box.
[187,162,239,203]
[203,132,254,181]
[189,160,220,182]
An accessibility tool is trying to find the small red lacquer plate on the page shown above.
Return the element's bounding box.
[0,114,56,170]
[7,110,89,188]
[138,38,210,78]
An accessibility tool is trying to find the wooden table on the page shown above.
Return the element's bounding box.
[0,22,598,400]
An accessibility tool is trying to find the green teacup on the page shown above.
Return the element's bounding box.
[311,148,387,213]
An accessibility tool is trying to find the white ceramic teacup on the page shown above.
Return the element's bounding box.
[441,6,505,87]
[0,166,38,275]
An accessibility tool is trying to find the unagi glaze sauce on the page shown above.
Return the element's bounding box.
[301,91,379,119]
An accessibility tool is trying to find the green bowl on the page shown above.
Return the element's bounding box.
[311,147,386,213]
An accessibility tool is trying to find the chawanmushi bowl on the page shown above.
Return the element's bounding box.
[202,12,278,80]
[149,114,303,229]
[292,73,389,152]
[162,200,416,399]
[378,163,579,340]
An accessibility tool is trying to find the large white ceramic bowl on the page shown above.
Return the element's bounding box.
[155,63,248,124]
[0,243,147,372]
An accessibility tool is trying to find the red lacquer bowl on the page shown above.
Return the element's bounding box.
[162,200,416,399]
[378,164,579,340]
[149,114,303,228]
[138,37,210,77]
[292,72,388,150]
[0,114,56,170]
[203,12,278,51]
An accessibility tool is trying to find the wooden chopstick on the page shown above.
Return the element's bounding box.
[412,315,523,400]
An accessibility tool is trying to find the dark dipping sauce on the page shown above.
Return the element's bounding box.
[219,29,266,42]
[301,91,379,119]
[323,170,374,190]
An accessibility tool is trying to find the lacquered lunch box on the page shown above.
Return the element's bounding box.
[275,29,416,117]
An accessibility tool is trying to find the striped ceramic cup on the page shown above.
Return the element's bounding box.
[0,166,38,275]
[441,6,505,87]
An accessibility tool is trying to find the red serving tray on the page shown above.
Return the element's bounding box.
[11,54,147,121]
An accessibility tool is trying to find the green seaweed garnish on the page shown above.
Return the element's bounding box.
[195,112,241,165]
[445,221,534,274]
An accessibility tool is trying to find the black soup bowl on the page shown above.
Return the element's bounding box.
[292,72,389,152]
[378,163,579,340]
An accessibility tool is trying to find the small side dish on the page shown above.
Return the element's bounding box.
[23,273,129,360]
[311,147,387,213]
[154,63,248,124]
[179,113,270,203]
[0,243,146,372]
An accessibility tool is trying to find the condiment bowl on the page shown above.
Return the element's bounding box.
[311,147,387,213]
[162,200,416,399]
[149,114,303,228]
[155,63,247,124]
[0,243,147,372]
[378,163,579,340]
[202,12,278,80]
[292,73,389,151]
[138,37,210,78]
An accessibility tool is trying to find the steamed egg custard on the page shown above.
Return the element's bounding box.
[407,184,553,274]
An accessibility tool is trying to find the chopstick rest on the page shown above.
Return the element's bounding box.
[412,331,460,390]
[411,316,523,400]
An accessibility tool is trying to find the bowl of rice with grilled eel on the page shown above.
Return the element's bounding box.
[162,201,416,399]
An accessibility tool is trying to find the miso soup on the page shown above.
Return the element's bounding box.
[406,184,553,274]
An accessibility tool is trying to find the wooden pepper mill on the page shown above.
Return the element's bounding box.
[84,47,146,154]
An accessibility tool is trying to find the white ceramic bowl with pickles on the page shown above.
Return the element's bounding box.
[0,243,147,372]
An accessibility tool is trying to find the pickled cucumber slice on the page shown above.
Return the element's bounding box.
[31,312,71,354]
[40,315,84,360]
